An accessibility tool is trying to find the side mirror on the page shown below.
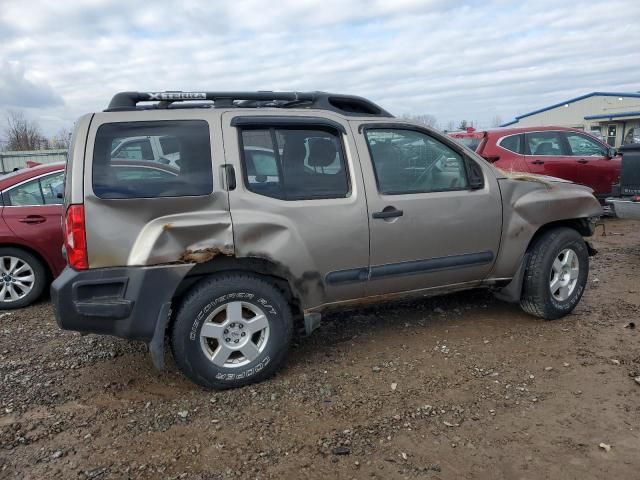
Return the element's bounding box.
[606,147,617,158]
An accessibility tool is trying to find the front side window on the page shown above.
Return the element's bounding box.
[565,133,607,156]
[240,127,349,200]
[93,120,213,199]
[365,128,468,194]
[5,171,65,206]
[498,134,522,154]
[525,131,564,156]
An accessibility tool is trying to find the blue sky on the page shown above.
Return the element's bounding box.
[1,0,639,136]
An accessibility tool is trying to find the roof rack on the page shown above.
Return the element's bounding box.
[105,91,393,117]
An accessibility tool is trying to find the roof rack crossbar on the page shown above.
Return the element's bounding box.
[105,91,393,117]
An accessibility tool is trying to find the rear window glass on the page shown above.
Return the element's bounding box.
[92,120,213,199]
[454,137,481,151]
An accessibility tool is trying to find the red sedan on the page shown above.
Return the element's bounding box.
[449,126,622,198]
[0,160,179,309]
[0,162,66,308]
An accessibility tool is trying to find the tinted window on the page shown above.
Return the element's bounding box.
[565,133,606,156]
[6,172,65,206]
[159,136,180,155]
[40,171,65,204]
[93,120,213,199]
[240,128,349,200]
[365,129,468,194]
[112,138,154,160]
[499,134,522,154]
[526,131,563,156]
[455,137,481,151]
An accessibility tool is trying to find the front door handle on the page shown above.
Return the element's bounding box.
[577,159,589,164]
[18,215,46,224]
[372,207,403,219]
[531,160,545,165]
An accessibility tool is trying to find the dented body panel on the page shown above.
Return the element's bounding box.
[221,111,370,308]
[82,109,233,268]
[490,177,602,279]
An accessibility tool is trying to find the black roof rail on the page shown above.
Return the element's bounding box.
[105,91,393,117]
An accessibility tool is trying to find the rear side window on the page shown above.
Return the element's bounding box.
[239,127,349,200]
[92,120,213,199]
[525,131,564,156]
[498,134,522,154]
[5,171,65,206]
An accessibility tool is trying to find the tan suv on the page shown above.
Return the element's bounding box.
[52,91,602,389]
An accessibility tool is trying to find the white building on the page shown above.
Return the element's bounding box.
[501,92,640,147]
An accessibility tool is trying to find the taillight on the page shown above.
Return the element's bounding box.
[64,205,88,270]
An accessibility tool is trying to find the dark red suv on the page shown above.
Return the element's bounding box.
[449,126,621,198]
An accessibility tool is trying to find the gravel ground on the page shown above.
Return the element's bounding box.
[1,218,639,480]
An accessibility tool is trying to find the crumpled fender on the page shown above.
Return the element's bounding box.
[490,178,602,279]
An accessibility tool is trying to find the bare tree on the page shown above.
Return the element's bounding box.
[401,113,438,129]
[50,127,73,150]
[491,115,503,128]
[4,110,45,151]
[445,120,455,132]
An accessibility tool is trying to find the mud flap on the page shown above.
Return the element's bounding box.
[149,302,172,371]
[304,312,322,336]
[493,253,530,304]
[585,241,598,256]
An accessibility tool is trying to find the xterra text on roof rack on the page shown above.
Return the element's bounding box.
[52,91,602,389]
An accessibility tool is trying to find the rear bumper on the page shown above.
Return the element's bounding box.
[606,198,640,220]
[51,264,193,342]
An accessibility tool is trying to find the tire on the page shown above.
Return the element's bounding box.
[520,228,589,320]
[0,247,47,310]
[170,273,293,389]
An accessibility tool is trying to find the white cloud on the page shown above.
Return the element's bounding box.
[0,0,639,134]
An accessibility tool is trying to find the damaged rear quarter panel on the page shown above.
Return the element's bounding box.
[490,178,602,278]
[84,197,234,267]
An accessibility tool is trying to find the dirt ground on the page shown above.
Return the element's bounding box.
[1,218,639,480]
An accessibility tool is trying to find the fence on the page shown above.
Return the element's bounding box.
[0,149,68,173]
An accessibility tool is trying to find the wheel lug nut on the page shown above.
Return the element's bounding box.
[241,332,246,337]
[229,323,235,327]
[239,324,243,329]
[225,338,231,342]
[234,339,239,343]
[224,329,228,334]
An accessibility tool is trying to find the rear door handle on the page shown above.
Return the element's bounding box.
[18,215,46,224]
[531,160,545,165]
[372,207,403,219]
[577,159,589,164]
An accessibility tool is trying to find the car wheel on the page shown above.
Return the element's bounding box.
[0,247,47,310]
[520,228,589,320]
[170,273,293,389]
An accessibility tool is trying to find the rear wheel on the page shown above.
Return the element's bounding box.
[170,273,293,389]
[0,247,47,309]
[520,228,589,319]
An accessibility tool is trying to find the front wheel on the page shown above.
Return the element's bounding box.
[170,273,293,389]
[520,228,589,320]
